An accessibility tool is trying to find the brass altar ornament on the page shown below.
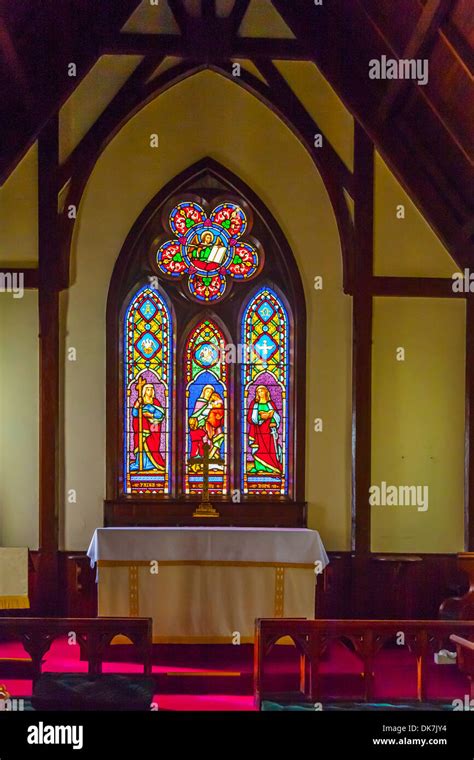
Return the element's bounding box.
[192,441,220,518]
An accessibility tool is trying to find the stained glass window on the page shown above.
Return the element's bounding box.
[241,287,290,496]
[184,320,228,495]
[123,285,173,495]
[154,200,262,303]
[117,190,300,508]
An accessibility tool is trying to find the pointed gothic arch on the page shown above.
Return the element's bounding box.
[106,158,307,526]
[61,64,354,293]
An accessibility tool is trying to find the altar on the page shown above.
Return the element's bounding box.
[87,527,329,643]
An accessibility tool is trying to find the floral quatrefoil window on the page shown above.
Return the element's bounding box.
[153,200,263,302]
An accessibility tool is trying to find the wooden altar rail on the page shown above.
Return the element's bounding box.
[254,618,474,708]
[0,617,152,682]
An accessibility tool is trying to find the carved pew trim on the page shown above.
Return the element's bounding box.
[255,618,474,708]
[0,617,153,682]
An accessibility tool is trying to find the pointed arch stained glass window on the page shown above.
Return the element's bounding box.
[184,320,228,495]
[123,285,173,495]
[241,287,290,496]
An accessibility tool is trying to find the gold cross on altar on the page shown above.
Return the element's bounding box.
[192,441,220,519]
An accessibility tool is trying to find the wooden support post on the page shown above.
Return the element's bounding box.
[87,631,101,675]
[465,296,474,550]
[37,117,60,615]
[352,125,374,557]
[351,124,374,617]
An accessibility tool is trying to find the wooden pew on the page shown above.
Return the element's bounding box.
[0,617,152,682]
[450,634,474,699]
[254,618,474,708]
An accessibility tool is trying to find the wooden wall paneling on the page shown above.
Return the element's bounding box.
[59,554,98,618]
[315,553,353,619]
[50,550,467,621]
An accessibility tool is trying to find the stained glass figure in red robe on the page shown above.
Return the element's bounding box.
[247,385,283,474]
[189,385,225,462]
[130,381,165,472]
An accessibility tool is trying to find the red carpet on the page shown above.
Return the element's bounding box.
[0,638,469,710]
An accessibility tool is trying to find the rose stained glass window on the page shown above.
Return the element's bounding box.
[154,200,262,303]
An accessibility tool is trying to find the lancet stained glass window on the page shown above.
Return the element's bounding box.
[123,285,173,495]
[241,287,290,496]
[184,320,228,495]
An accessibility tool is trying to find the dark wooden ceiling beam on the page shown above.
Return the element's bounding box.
[377,0,454,123]
[234,61,355,291]
[457,217,474,248]
[396,116,471,221]
[202,0,216,20]
[0,267,39,289]
[254,59,353,194]
[229,0,252,35]
[350,0,471,166]
[378,117,472,264]
[58,60,205,278]
[371,276,464,297]
[103,33,182,55]
[58,55,164,188]
[441,21,474,77]
[57,58,354,292]
[103,33,312,60]
[0,0,143,185]
[168,0,189,35]
[271,0,474,266]
[0,17,32,107]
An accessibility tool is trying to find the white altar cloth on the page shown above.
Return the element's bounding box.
[87,527,329,643]
[88,527,329,566]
